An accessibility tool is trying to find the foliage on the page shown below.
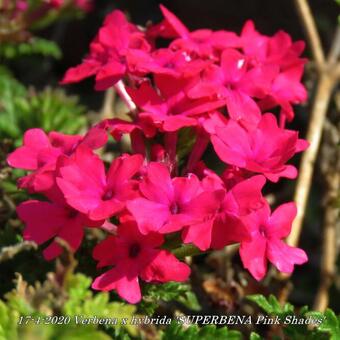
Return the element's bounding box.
[307,309,340,340]
[0,67,86,145]
[0,272,139,340]
[140,282,201,314]
[161,323,242,340]
[248,294,338,339]
[0,38,61,60]
[64,273,138,337]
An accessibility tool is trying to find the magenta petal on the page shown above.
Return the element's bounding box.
[57,146,106,214]
[224,175,266,215]
[264,165,297,182]
[61,60,100,84]
[211,214,249,249]
[126,198,170,233]
[7,147,40,170]
[7,129,50,170]
[81,127,108,150]
[162,116,197,131]
[225,90,261,129]
[140,162,174,204]
[267,202,297,238]
[211,135,247,167]
[95,61,126,91]
[182,219,214,251]
[107,154,143,189]
[92,266,141,304]
[159,5,190,38]
[172,174,200,203]
[240,236,267,281]
[140,250,190,282]
[17,200,65,245]
[267,239,307,274]
[89,199,124,220]
[115,274,142,304]
[43,222,84,260]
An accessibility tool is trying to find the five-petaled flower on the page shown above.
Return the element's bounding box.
[92,220,190,303]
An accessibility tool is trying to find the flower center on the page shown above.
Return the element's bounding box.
[102,189,113,201]
[129,243,141,258]
[68,209,79,219]
[164,62,175,69]
[170,202,179,214]
[259,225,268,238]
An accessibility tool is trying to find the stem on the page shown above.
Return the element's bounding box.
[294,0,325,69]
[163,233,183,250]
[313,120,340,312]
[164,131,178,175]
[185,128,210,173]
[172,244,206,259]
[279,0,340,287]
[0,241,37,262]
[327,26,340,65]
[286,0,340,250]
[130,129,146,156]
[286,74,335,248]
[100,87,115,120]
[114,80,137,113]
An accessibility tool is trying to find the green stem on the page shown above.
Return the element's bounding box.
[172,244,207,259]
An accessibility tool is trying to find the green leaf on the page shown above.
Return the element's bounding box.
[140,282,201,314]
[63,274,138,337]
[0,38,61,59]
[250,332,262,340]
[307,309,340,340]
[0,69,86,144]
[247,294,294,315]
[161,323,242,340]
[0,301,18,340]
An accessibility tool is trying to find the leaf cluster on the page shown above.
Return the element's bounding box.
[0,67,86,146]
[248,294,338,339]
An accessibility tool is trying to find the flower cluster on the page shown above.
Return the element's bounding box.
[8,5,308,304]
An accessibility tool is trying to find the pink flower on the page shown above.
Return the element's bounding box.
[239,201,308,280]
[211,174,266,249]
[127,48,208,78]
[7,127,107,192]
[92,220,190,303]
[259,64,307,122]
[17,189,103,260]
[127,162,223,235]
[240,20,307,121]
[61,10,150,90]
[57,146,143,220]
[240,20,306,68]
[211,113,308,182]
[188,49,278,129]
[154,5,240,59]
[127,76,224,132]
[182,174,265,250]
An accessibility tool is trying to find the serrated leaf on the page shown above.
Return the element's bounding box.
[141,282,201,314]
[0,38,61,59]
[308,309,340,340]
[0,70,86,144]
[161,323,242,340]
[247,294,294,315]
[250,332,262,340]
[63,274,138,336]
[0,301,18,340]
